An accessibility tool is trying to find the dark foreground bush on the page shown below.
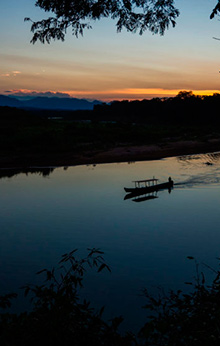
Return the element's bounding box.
[139,257,220,346]
[0,249,135,346]
[1,252,220,346]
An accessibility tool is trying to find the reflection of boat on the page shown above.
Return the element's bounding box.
[124,177,174,195]
[124,190,158,201]
[132,194,158,203]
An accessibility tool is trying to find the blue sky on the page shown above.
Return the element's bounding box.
[0,0,220,100]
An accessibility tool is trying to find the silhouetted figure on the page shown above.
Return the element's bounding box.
[168,177,174,187]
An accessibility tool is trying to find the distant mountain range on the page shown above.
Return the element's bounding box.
[0,94,102,111]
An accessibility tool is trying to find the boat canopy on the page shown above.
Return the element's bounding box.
[132,178,158,188]
[132,178,158,183]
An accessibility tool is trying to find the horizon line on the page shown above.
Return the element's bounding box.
[2,88,220,102]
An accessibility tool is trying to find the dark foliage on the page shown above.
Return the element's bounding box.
[2,251,220,345]
[1,92,220,161]
[93,91,220,126]
[25,0,179,43]
[25,1,220,43]
[139,257,220,346]
[0,106,45,127]
[211,0,220,19]
[0,249,135,346]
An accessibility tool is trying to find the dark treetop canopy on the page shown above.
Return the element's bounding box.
[25,0,180,43]
[210,0,220,19]
[25,0,220,44]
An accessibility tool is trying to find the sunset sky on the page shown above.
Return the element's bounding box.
[1,0,220,101]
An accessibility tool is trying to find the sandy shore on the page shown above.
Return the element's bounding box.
[1,139,220,169]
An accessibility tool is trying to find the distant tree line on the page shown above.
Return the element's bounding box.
[92,91,220,125]
[2,91,220,126]
[1,92,220,160]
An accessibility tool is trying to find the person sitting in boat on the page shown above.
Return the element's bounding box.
[168,177,174,186]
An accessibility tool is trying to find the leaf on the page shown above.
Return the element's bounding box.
[201,271,205,285]
[142,304,154,310]
[214,272,220,284]
[46,270,53,281]
[0,293,18,309]
[99,306,105,317]
[98,263,111,273]
[69,249,78,255]
[110,316,124,330]
[24,286,31,297]
[36,269,47,275]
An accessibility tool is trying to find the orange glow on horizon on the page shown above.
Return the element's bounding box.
[4,88,220,101]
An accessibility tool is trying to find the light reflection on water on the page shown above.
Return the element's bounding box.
[1,152,220,331]
[176,152,220,187]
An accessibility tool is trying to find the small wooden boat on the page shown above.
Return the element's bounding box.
[124,177,173,195]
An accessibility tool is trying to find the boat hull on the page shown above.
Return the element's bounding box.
[124,181,173,194]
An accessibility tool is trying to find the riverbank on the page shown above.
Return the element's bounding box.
[1,138,220,169]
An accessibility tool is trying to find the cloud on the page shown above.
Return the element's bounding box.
[12,71,21,77]
[1,71,21,77]
[4,89,72,99]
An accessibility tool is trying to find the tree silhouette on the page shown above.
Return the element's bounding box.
[210,0,220,19]
[25,1,220,44]
[176,90,195,100]
[25,0,180,44]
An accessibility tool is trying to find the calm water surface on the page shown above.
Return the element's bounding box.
[1,152,220,331]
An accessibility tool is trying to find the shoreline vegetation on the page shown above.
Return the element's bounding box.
[1,91,220,169]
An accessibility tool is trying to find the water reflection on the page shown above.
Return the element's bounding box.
[176,152,220,188]
[178,152,220,165]
[1,152,220,332]
[0,167,56,179]
[130,191,158,202]
[1,151,220,183]
[124,188,173,202]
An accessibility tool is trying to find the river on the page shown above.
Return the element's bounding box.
[1,152,220,331]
